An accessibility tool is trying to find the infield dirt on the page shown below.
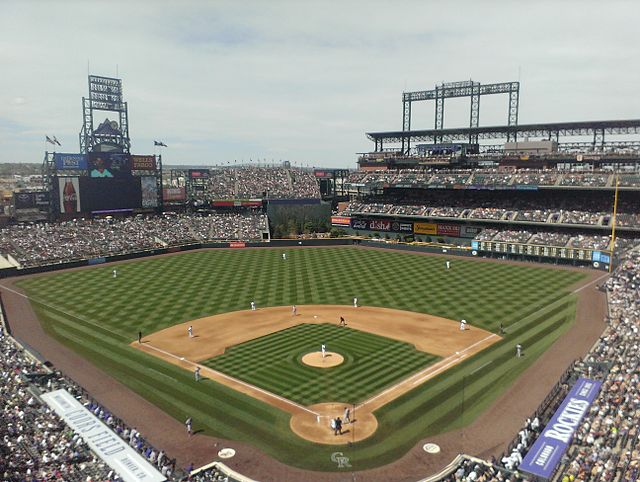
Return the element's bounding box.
[133,305,499,444]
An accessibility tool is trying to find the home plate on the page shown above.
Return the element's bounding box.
[218,448,236,459]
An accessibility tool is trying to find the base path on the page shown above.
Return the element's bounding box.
[134,305,499,444]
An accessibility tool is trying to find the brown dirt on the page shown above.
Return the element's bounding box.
[290,403,378,445]
[0,246,609,482]
[302,352,344,368]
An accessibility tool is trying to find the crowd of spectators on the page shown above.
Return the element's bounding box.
[345,168,627,189]
[0,317,183,481]
[0,213,268,268]
[338,193,639,228]
[197,167,320,200]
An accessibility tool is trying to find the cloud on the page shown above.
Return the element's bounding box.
[0,0,639,166]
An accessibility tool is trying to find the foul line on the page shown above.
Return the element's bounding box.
[572,272,610,295]
[359,333,499,409]
[142,342,319,417]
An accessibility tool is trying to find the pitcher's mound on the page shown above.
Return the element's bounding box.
[301,351,344,368]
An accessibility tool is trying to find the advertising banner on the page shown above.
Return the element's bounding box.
[141,177,158,208]
[58,177,81,214]
[162,187,186,202]
[35,192,50,206]
[131,155,156,171]
[461,226,483,238]
[351,218,369,230]
[88,152,131,178]
[53,153,88,170]
[14,192,35,209]
[437,224,461,237]
[414,222,437,235]
[41,390,165,482]
[212,200,263,207]
[189,169,209,179]
[396,222,414,232]
[229,242,246,248]
[331,216,351,226]
[520,378,602,479]
[369,219,391,231]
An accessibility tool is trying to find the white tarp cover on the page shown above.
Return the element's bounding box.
[41,389,166,482]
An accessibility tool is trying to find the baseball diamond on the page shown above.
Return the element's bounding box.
[9,246,591,472]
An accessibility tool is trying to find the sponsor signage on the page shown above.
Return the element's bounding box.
[351,218,368,230]
[131,155,156,171]
[212,200,262,207]
[54,153,88,170]
[461,226,482,238]
[58,177,81,214]
[369,219,391,231]
[437,224,461,237]
[162,187,186,202]
[398,222,413,232]
[41,390,166,482]
[141,177,158,208]
[331,216,351,226]
[14,192,35,209]
[592,251,611,264]
[35,192,50,206]
[520,378,601,480]
[414,222,437,235]
[229,242,246,248]
[189,169,209,179]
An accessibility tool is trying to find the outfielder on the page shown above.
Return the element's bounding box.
[112,269,117,278]
[446,260,450,270]
[282,253,287,260]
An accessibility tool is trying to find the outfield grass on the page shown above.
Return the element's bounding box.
[204,323,440,405]
[16,247,585,471]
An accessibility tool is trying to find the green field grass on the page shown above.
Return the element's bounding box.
[16,247,586,471]
[204,323,440,405]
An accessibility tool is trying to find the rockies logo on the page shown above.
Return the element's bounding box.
[330,452,352,468]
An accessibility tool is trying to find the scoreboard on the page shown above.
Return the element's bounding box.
[471,240,611,263]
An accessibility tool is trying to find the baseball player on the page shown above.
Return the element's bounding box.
[343,406,351,424]
[112,269,117,278]
[446,260,450,270]
[321,343,326,359]
[185,417,193,436]
[516,344,523,358]
[282,253,287,260]
[138,331,142,344]
[339,316,346,327]
[460,319,467,331]
[250,300,256,311]
[353,297,358,308]
[292,305,297,316]
[194,366,200,382]
[188,325,193,338]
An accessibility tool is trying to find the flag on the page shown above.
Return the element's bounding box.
[53,136,62,146]
[46,135,56,145]
[154,140,168,147]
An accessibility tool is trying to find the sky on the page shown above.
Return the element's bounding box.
[1,0,639,168]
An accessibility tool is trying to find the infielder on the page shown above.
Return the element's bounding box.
[343,406,351,424]
[112,269,117,278]
[250,300,256,311]
[292,305,297,316]
[460,319,467,331]
[353,297,358,308]
[188,325,193,338]
[321,343,326,359]
[194,366,200,382]
[339,316,346,327]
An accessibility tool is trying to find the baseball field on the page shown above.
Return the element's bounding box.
[14,246,586,471]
